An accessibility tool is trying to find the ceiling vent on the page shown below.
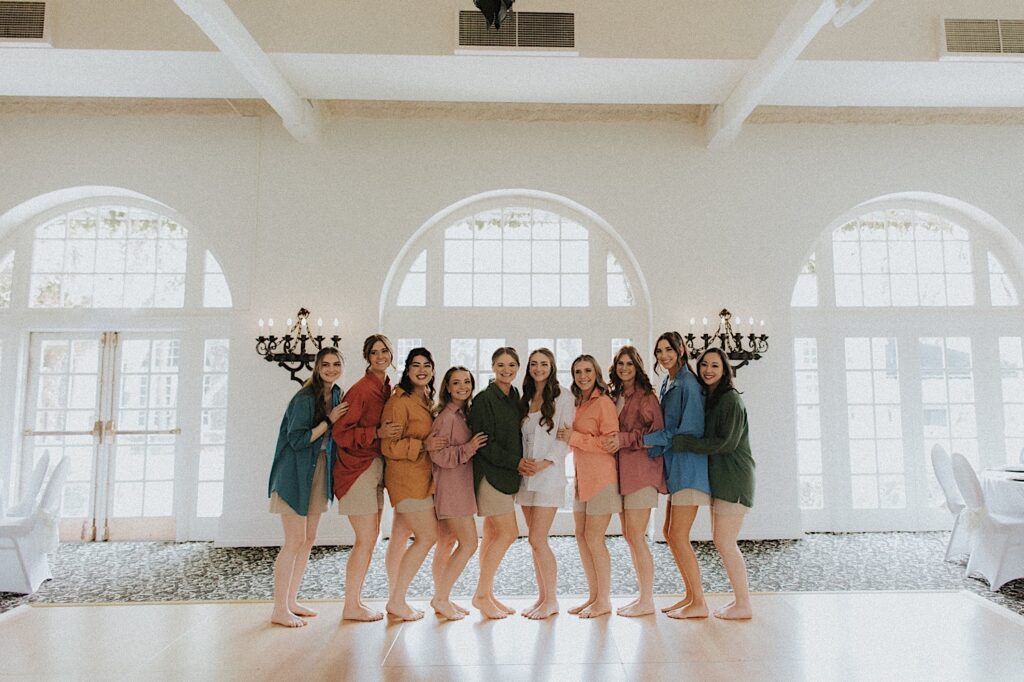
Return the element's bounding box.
[0,0,51,46]
[941,17,1024,60]
[456,10,576,54]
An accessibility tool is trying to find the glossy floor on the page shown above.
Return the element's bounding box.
[1,592,1022,681]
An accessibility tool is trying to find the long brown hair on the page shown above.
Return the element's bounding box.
[570,354,608,404]
[435,366,475,416]
[361,333,394,371]
[653,331,694,377]
[696,347,737,411]
[520,348,561,433]
[491,346,520,366]
[302,347,342,426]
[608,345,655,399]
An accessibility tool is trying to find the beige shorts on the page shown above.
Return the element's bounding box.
[670,488,712,507]
[573,483,623,516]
[712,497,750,515]
[395,495,435,514]
[622,485,659,510]
[337,456,384,516]
[269,451,328,515]
[517,487,565,508]
[477,477,516,517]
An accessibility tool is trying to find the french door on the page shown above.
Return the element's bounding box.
[22,331,182,540]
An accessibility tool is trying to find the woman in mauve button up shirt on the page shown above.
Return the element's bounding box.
[607,345,666,618]
[427,366,488,620]
[563,354,619,619]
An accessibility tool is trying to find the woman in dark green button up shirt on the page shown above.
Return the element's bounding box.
[267,347,349,628]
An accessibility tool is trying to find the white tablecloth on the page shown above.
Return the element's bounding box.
[982,470,1024,517]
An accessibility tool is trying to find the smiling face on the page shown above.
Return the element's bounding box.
[528,351,553,385]
[406,354,434,390]
[492,353,519,389]
[698,351,725,391]
[572,358,598,394]
[654,338,680,373]
[317,352,343,386]
[447,369,474,403]
[367,340,392,375]
[614,352,636,386]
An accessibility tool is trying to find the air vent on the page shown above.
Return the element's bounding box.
[942,18,1024,59]
[0,1,50,46]
[457,10,575,52]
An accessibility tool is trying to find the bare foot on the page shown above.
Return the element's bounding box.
[524,600,559,620]
[661,596,690,613]
[490,594,516,615]
[386,601,425,622]
[342,604,384,622]
[289,603,318,617]
[666,602,709,619]
[472,594,508,620]
[271,608,307,628]
[430,598,465,621]
[714,603,752,620]
[617,600,655,617]
[578,602,612,619]
[568,598,595,615]
[453,601,470,615]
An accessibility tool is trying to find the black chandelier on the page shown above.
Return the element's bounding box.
[256,308,340,384]
[684,309,769,372]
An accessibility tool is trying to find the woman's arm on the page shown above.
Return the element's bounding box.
[429,412,480,468]
[673,393,744,455]
[643,376,704,452]
[332,386,378,450]
[470,394,521,472]
[619,392,665,449]
[380,396,424,461]
[285,392,317,451]
[569,396,619,453]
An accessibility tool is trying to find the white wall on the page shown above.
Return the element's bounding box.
[1,108,1023,544]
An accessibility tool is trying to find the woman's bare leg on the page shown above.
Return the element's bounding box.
[523,505,559,619]
[618,507,655,617]
[342,512,384,621]
[271,514,309,627]
[431,516,478,620]
[520,506,542,614]
[287,511,322,617]
[579,513,613,618]
[666,505,707,619]
[660,507,688,612]
[386,513,411,595]
[386,509,439,621]
[569,510,597,614]
[472,513,518,619]
[711,511,752,620]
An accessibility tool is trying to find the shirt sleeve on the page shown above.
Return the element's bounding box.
[644,375,704,451]
[285,392,316,452]
[569,396,619,452]
[429,411,478,468]
[381,395,423,461]
[673,393,744,455]
[470,393,521,472]
[332,384,379,451]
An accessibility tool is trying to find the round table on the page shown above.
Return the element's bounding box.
[981,470,1024,517]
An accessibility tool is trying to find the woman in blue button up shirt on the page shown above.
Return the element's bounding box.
[267,347,349,627]
[642,331,710,619]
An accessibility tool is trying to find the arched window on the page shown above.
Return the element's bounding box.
[0,191,234,542]
[790,196,1024,531]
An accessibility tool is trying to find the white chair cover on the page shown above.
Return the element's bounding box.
[6,452,50,517]
[951,453,1024,591]
[0,457,68,594]
[931,446,968,561]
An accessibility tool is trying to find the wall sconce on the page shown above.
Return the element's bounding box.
[685,308,769,372]
[255,308,340,384]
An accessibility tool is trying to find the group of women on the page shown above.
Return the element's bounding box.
[266,332,756,628]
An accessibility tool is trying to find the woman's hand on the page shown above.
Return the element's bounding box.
[329,402,349,424]
[377,420,402,439]
[468,432,488,451]
[556,425,572,443]
[425,434,449,451]
[518,458,535,476]
[603,434,620,453]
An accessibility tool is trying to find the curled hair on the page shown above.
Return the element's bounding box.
[361,334,395,371]
[435,366,475,416]
[397,347,436,403]
[695,347,737,412]
[520,348,561,433]
[491,346,520,366]
[653,331,694,376]
[570,354,608,404]
[608,345,655,399]
[302,347,343,426]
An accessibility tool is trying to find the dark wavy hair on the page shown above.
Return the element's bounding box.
[570,354,608,404]
[520,348,561,433]
[653,331,694,377]
[695,347,737,411]
[435,366,475,416]
[302,347,343,426]
[397,347,436,403]
[608,345,655,399]
[361,333,394,371]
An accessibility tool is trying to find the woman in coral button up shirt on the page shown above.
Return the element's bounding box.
[561,354,619,618]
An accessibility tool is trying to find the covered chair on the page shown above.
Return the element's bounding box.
[950,452,1024,591]
[5,453,50,517]
[0,457,68,594]
[930,445,968,561]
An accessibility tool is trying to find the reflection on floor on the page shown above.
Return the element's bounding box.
[2,592,1022,681]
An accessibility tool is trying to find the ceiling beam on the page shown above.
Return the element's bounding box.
[705,0,872,148]
[174,0,321,143]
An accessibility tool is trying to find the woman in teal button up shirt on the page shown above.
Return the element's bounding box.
[267,347,349,628]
